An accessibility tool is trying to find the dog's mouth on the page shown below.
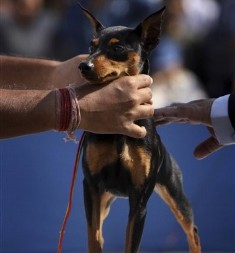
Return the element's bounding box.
[100,70,126,83]
[82,70,121,84]
[104,71,119,79]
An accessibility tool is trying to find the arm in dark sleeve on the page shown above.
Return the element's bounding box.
[228,93,235,130]
[211,94,235,145]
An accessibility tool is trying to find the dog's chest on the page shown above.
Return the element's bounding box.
[82,134,153,195]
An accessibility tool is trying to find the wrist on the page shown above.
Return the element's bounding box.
[55,86,82,140]
[73,84,101,132]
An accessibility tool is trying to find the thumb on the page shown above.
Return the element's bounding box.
[125,124,147,138]
[194,136,223,160]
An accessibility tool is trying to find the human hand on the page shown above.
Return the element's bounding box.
[52,55,88,87]
[76,75,154,138]
[154,99,223,159]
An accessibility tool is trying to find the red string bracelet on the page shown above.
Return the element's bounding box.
[55,87,81,140]
[58,88,71,131]
[67,86,81,133]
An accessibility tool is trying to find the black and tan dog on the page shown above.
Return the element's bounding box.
[78,4,201,253]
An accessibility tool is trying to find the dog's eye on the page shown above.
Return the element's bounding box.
[112,44,125,53]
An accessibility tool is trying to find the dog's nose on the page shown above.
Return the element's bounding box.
[78,62,94,73]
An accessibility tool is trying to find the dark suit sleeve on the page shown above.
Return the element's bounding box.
[228,93,235,130]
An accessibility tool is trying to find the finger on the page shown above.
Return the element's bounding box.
[154,109,187,125]
[154,119,172,126]
[154,106,204,125]
[78,54,89,59]
[124,124,147,138]
[135,75,153,89]
[193,136,223,160]
[154,118,186,126]
[138,87,153,104]
[133,104,154,120]
[154,107,180,122]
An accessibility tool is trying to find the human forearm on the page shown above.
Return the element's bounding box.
[0,71,153,139]
[0,89,56,138]
[154,99,214,126]
[0,55,57,89]
[154,96,235,159]
[0,55,87,89]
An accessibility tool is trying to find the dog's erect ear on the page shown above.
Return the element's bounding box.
[78,3,105,34]
[134,7,165,52]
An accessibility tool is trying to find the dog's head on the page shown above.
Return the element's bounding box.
[78,4,165,84]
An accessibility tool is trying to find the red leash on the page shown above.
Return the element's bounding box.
[57,132,86,253]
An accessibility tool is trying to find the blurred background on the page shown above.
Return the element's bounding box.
[0,0,235,252]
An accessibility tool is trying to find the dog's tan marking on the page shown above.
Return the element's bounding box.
[125,213,137,253]
[93,53,141,83]
[121,144,151,186]
[87,191,114,253]
[108,38,120,45]
[86,189,102,253]
[126,52,141,76]
[99,192,115,244]
[91,38,100,46]
[155,184,201,253]
[155,184,184,221]
[86,142,117,176]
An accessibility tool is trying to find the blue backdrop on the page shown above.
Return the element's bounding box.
[1,124,235,253]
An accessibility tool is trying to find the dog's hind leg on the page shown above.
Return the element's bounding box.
[125,177,156,253]
[155,152,201,253]
[124,190,148,253]
[83,179,115,253]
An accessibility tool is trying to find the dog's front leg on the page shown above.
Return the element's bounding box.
[83,179,115,253]
[83,179,102,253]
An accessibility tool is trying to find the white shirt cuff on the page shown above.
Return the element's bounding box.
[211,94,235,145]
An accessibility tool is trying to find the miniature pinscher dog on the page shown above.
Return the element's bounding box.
[78,4,201,253]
